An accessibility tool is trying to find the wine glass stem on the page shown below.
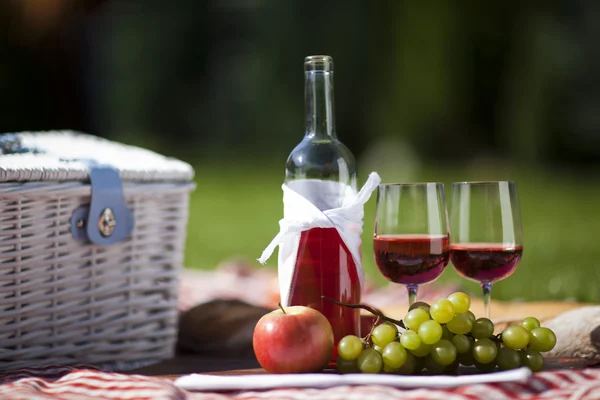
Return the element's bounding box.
[407,284,418,306]
[481,281,492,319]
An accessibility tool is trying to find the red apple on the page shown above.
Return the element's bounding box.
[253,305,334,374]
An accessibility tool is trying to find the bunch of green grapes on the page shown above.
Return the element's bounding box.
[336,292,557,374]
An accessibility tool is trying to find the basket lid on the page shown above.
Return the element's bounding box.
[0,131,194,183]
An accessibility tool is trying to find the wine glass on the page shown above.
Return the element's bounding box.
[449,181,523,319]
[374,183,450,306]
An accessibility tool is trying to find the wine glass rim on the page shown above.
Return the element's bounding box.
[379,182,445,187]
[452,180,516,185]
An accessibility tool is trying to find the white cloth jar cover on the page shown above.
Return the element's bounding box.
[259,172,381,305]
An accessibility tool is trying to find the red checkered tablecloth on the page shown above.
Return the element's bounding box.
[0,365,599,400]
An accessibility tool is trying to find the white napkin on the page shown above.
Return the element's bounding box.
[258,172,381,305]
[174,368,532,392]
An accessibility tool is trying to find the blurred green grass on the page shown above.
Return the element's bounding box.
[185,162,600,303]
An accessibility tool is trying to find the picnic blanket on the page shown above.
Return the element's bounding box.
[0,264,597,399]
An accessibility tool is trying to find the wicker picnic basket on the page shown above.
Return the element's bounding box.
[0,131,195,371]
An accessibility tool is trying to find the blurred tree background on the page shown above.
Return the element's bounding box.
[1,0,599,301]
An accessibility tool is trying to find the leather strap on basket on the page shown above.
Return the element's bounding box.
[71,161,135,245]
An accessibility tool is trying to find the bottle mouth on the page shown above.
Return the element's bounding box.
[304,55,334,72]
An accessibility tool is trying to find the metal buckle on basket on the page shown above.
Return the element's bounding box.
[71,161,135,245]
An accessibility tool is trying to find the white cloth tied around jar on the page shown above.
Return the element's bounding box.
[258,172,381,305]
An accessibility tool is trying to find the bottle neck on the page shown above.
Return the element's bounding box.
[304,70,336,139]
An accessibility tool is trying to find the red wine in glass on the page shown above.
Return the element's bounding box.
[451,243,523,282]
[374,182,449,305]
[449,181,523,319]
[374,234,449,285]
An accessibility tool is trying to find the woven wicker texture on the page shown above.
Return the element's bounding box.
[0,132,194,371]
[0,131,193,182]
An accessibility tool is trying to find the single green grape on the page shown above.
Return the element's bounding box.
[424,355,446,374]
[496,347,521,370]
[338,335,363,360]
[372,323,398,347]
[357,348,383,373]
[466,311,477,325]
[395,352,418,375]
[452,334,472,354]
[472,338,498,364]
[430,339,458,366]
[529,327,557,352]
[501,325,530,350]
[447,313,473,335]
[400,330,421,351]
[520,349,544,372]
[430,299,455,324]
[447,292,471,314]
[441,325,455,341]
[471,318,495,339]
[409,341,431,357]
[382,341,408,369]
[408,301,431,314]
[521,317,541,332]
[404,308,431,331]
[383,364,398,373]
[336,356,359,373]
[418,320,443,345]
